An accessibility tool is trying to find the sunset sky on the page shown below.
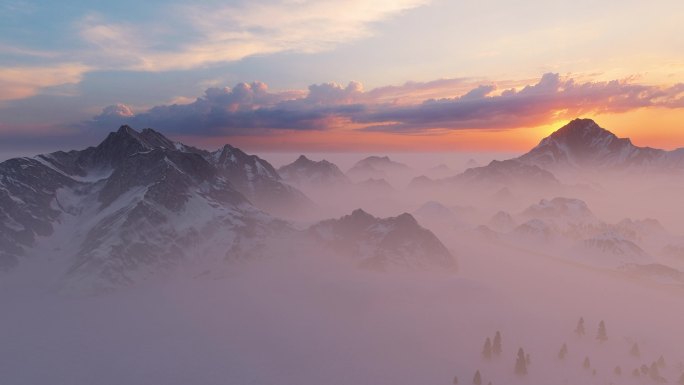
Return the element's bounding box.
[1,0,683,154]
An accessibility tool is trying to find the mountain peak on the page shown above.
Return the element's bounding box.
[278,155,349,186]
[517,119,660,169]
[218,144,244,156]
[545,118,617,143]
[350,208,373,219]
[394,212,419,227]
[108,125,175,150]
[117,125,137,134]
[73,125,180,171]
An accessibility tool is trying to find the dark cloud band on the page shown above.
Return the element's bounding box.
[88,73,684,135]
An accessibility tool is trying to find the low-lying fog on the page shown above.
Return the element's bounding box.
[3,138,684,385]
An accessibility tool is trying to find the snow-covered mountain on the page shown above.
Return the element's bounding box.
[206,145,312,217]
[309,209,456,271]
[1,126,462,288]
[510,219,556,242]
[572,232,652,267]
[5,126,301,288]
[0,155,79,271]
[518,118,684,171]
[611,218,668,242]
[277,155,350,187]
[420,118,684,193]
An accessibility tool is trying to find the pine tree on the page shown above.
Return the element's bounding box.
[650,362,663,382]
[515,348,528,375]
[453,375,459,384]
[473,370,482,385]
[558,343,568,360]
[482,337,493,360]
[596,320,608,342]
[630,342,640,357]
[583,356,591,369]
[575,317,586,336]
[614,366,622,375]
[678,373,684,385]
[492,331,502,356]
[658,355,666,368]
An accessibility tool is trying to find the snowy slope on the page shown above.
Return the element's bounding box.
[0,127,291,289]
[205,145,313,217]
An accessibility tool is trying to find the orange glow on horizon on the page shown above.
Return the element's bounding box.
[175,108,684,154]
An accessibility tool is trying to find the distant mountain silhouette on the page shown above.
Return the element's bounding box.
[309,209,456,271]
[278,155,350,186]
[518,118,684,170]
[347,156,411,181]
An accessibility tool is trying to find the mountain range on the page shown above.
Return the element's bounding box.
[4,118,683,289]
[0,126,454,289]
[278,155,350,187]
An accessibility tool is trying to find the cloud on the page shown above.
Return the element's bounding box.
[74,0,429,72]
[0,0,428,102]
[359,73,684,132]
[0,63,90,102]
[87,73,684,136]
[99,104,135,119]
[90,81,359,134]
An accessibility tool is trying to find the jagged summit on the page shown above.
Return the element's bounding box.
[110,125,176,150]
[278,154,349,186]
[350,208,374,220]
[212,144,281,181]
[546,118,613,140]
[518,118,665,170]
[77,125,179,170]
[207,144,312,216]
[0,125,314,283]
